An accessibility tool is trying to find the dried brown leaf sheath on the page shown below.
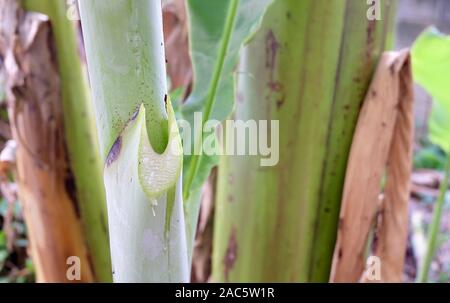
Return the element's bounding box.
[0,0,93,282]
[331,50,414,283]
[163,0,192,93]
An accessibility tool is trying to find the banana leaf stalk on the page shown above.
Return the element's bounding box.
[78,0,188,282]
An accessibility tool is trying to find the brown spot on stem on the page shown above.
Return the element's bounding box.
[223,227,238,282]
[106,136,122,167]
[366,20,376,60]
[268,81,283,92]
[265,30,285,109]
[265,30,280,73]
[276,96,285,109]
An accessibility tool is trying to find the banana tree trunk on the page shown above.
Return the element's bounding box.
[212,0,396,282]
[78,0,188,282]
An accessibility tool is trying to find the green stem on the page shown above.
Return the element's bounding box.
[79,0,188,282]
[417,150,450,283]
[22,0,112,282]
[183,0,239,201]
[212,0,395,282]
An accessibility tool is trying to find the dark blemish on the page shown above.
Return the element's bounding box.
[381,122,387,128]
[268,81,283,92]
[265,30,285,103]
[324,207,331,213]
[286,12,291,19]
[371,90,377,98]
[343,105,350,111]
[164,94,168,105]
[223,227,238,282]
[366,20,375,45]
[106,136,122,167]
[276,97,285,109]
[366,20,376,59]
[65,174,80,217]
[353,76,361,83]
[338,248,343,259]
[265,30,280,74]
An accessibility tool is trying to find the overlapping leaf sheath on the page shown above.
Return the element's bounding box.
[331,50,413,283]
[79,0,188,282]
[212,0,396,282]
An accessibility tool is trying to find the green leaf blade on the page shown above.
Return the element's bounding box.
[412,27,450,153]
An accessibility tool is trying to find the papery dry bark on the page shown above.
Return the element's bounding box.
[331,50,414,283]
[163,0,192,93]
[0,0,93,282]
[191,169,216,283]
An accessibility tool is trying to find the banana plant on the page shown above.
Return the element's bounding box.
[212,0,396,282]
[412,27,450,283]
[79,0,274,281]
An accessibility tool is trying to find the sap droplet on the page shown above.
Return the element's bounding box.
[150,198,158,217]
